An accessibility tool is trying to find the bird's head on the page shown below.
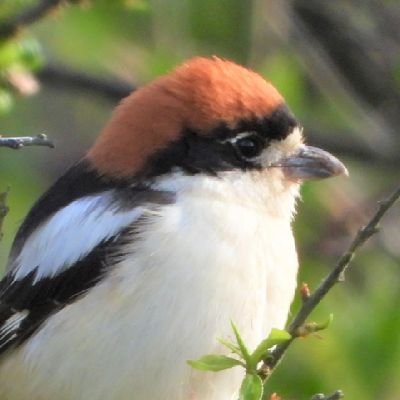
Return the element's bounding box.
[87,57,347,214]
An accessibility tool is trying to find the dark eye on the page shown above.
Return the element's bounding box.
[233,133,264,159]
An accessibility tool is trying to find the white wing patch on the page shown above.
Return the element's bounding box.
[0,310,29,346]
[10,191,144,282]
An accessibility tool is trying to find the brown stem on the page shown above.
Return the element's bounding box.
[261,184,400,375]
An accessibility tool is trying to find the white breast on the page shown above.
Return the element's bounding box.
[0,172,299,400]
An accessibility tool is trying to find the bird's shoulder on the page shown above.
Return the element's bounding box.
[0,159,174,354]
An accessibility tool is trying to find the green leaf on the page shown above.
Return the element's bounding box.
[316,313,334,331]
[296,314,334,337]
[231,321,252,368]
[123,0,149,11]
[19,39,43,70]
[239,374,263,400]
[0,88,13,114]
[251,329,291,366]
[218,337,242,357]
[0,42,20,70]
[187,355,243,372]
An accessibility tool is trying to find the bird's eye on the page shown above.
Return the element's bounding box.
[233,133,264,160]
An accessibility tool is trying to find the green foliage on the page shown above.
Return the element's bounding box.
[120,0,149,11]
[230,321,252,370]
[0,38,43,70]
[188,355,244,372]
[251,329,292,366]
[0,87,13,113]
[296,314,334,337]
[240,374,263,400]
[189,324,291,400]
[0,38,43,114]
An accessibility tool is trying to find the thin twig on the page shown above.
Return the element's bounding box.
[0,134,54,149]
[0,0,69,40]
[310,390,344,400]
[37,64,135,101]
[261,185,400,376]
[0,189,9,242]
[325,391,344,400]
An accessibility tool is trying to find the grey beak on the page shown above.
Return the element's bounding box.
[273,145,348,181]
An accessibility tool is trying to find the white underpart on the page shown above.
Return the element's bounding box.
[10,191,144,282]
[0,165,300,400]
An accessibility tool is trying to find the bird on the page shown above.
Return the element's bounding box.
[0,57,347,400]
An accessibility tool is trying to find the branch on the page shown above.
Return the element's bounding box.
[0,189,9,241]
[37,64,135,102]
[311,391,344,400]
[0,0,70,41]
[261,185,400,376]
[0,134,54,149]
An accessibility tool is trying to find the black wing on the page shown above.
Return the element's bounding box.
[0,159,174,355]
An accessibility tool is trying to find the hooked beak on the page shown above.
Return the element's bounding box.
[273,145,348,181]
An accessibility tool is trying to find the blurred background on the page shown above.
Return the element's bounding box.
[0,0,399,399]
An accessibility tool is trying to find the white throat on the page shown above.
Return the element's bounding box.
[153,168,300,221]
[0,169,301,400]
